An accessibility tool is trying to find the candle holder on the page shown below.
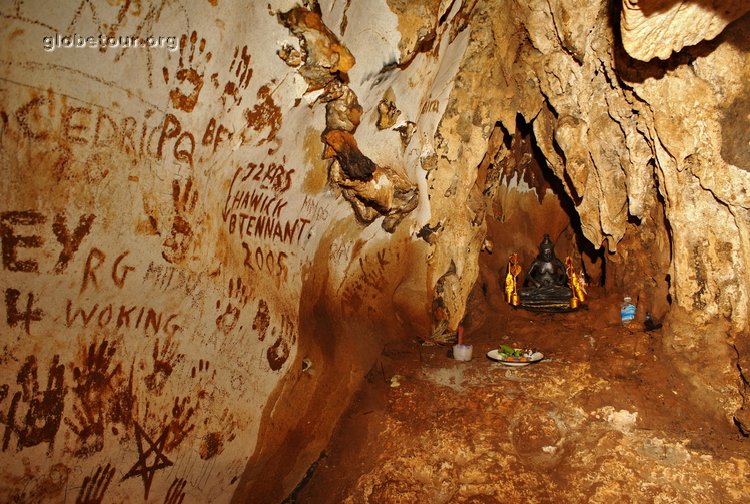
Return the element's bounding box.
[453,344,473,361]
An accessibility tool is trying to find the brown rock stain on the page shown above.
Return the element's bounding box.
[385,0,442,63]
[302,127,330,193]
[720,92,750,171]
[231,226,417,503]
[278,8,355,76]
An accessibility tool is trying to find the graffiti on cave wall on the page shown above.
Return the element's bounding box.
[0,203,304,501]
[0,0,329,501]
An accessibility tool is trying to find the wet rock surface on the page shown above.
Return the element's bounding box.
[293,289,750,503]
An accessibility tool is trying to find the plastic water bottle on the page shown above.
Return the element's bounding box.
[621,296,636,327]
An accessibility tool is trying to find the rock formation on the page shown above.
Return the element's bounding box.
[620,0,750,61]
[0,0,748,502]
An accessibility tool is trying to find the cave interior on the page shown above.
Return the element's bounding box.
[1,0,750,503]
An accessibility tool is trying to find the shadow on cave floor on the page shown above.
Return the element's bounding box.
[287,287,750,503]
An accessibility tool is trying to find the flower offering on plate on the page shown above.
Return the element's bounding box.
[486,344,544,367]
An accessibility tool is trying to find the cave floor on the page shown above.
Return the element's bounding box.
[291,289,750,503]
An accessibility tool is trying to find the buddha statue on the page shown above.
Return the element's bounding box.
[518,234,574,311]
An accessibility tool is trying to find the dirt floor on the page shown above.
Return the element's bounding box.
[287,288,750,503]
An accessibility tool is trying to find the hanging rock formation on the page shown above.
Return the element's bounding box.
[279,4,419,232]
[620,0,750,61]
[0,0,749,502]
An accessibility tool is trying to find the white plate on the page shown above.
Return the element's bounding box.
[486,350,544,367]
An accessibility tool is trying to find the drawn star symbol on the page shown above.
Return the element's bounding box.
[122,421,173,499]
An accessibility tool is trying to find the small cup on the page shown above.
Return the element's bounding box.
[453,344,473,361]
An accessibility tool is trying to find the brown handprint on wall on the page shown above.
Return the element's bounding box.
[252,299,270,341]
[162,31,212,113]
[65,405,105,458]
[215,277,249,336]
[1,355,66,454]
[199,408,237,460]
[266,335,290,372]
[75,463,116,504]
[144,335,185,395]
[221,45,253,108]
[162,177,199,264]
[163,395,196,453]
[164,477,187,504]
[65,339,123,458]
[242,84,282,146]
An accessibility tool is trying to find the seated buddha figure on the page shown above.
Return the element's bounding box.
[519,234,573,311]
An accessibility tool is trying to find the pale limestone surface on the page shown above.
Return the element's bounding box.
[620,0,750,61]
[0,0,456,501]
[1,0,750,501]
[0,1,317,501]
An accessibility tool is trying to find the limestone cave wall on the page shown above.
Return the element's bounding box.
[0,0,749,503]
[419,0,750,440]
